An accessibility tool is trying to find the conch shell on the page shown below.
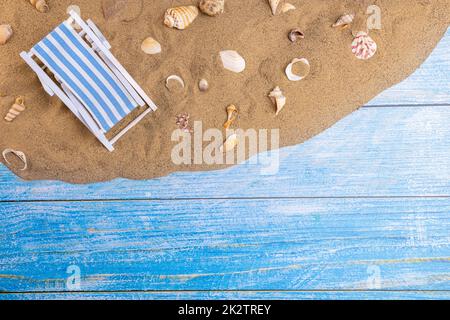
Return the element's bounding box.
[4,97,25,122]
[0,25,13,45]
[351,31,377,60]
[2,149,28,171]
[220,134,238,153]
[164,6,199,30]
[223,104,238,129]
[269,87,286,116]
[332,13,355,29]
[199,0,225,16]
[285,58,310,81]
[268,0,281,15]
[29,0,49,13]
[141,37,162,55]
[220,50,246,73]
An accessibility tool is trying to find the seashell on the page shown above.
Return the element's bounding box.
[199,0,225,17]
[332,13,355,29]
[285,58,310,81]
[199,79,209,92]
[0,25,13,45]
[268,0,281,15]
[2,149,27,171]
[220,133,238,153]
[29,0,49,13]
[351,31,377,60]
[223,104,238,129]
[4,97,25,122]
[176,113,193,133]
[288,28,304,42]
[141,37,161,55]
[220,50,246,73]
[268,86,286,116]
[164,6,199,30]
[165,75,185,91]
[281,3,296,13]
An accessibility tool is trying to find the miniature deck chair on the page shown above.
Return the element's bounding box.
[20,11,157,151]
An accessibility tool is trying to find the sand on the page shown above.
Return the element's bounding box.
[0,0,449,183]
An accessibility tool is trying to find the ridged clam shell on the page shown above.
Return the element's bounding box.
[268,86,286,116]
[164,6,199,30]
[332,13,355,28]
[141,37,161,54]
[220,134,238,153]
[199,0,225,16]
[4,97,25,122]
[351,31,377,60]
[285,58,310,81]
[0,25,13,45]
[30,0,49,13]
[220,50,246,73]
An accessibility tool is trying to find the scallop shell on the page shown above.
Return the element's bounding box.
[164,6,199,30]
[269,86,286,116]
[2,149,28,171]
[351,31,377,60]
[30,0,49,13]
[281,3,296,13]
[220,134,238,153]
[332,13,355,29]
[199,79,209,92]
[165,75,185,91]
[220,50,246,73]
[141,37,162,55]
[268,0,281,15]
[288,28,304,42]
[0,25,13,45]
[4,97,25,122]
[199,0,225,16]
[223,104,238,129]
[285,58,310,81]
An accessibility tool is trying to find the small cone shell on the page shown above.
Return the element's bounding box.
[164,6,199,30]
[0,25,13,45]
[269,86,286,116]
[4,97,25,122]
[29,0,49,13]
[220,134,238,153]
[332,13,354,28]
[223,104,238,129]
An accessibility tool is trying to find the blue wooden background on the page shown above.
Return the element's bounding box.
[0,29,449,300]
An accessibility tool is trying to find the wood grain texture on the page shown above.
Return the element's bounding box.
[0,198,449,293]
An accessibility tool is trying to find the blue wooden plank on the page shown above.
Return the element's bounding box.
[1,198,449,292]
[2,291,450,300]
[3,105,450,200]
[368,28,450,106]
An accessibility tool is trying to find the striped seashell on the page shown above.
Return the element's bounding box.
[199,0,225,16]
[29,0,49,13]
[164,6,199,30]
[0,24,13,45]
[4,97,25,122]
[332,13,355,29]
[351,31,377,60]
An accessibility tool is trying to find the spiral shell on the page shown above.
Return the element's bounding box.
[0,25,13,45]
[269,86,286,116]
[4,97,25,122]
[351,31,377,60]
[164,6,199,30]
[29,0,49,13]
[288,28,304,42]
[223,104,238,129]
[141,37,162,55]
[332,13,354,29]
[199,0,225,16]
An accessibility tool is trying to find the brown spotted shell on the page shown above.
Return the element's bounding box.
[199,0,225,16]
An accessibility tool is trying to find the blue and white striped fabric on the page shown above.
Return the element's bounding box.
[32,22,137,132]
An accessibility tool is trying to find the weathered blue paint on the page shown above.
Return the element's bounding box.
[0,29,449,300]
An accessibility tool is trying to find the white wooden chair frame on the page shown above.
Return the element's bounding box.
[20,11,157,152]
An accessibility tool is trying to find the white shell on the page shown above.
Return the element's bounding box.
[141,37,162,54]
[285,58,310,81]
[199,79,209,92]
[0,25,13,45]
[220,50,246,73]
[220,134,238,153]
[281,3,296,13]
[2,149,27,171]
[268,86,286,116]
[351,31,377,60]
[268,0,281,15]
[165,75,185,90]
[332,13,355,28]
